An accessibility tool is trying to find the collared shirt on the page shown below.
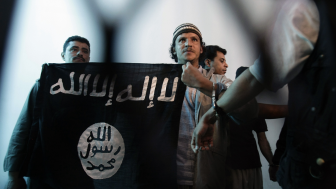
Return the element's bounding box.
[176,66,203,185]
[176,66,231,185]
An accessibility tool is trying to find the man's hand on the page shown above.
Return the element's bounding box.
[5,172,26,189]
[268,165,278,182]
[181,62,206,89]
[191,108,217,153]
[181,62,214,96]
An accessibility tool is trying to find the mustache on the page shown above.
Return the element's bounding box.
[183,48,194,53]
[74,55,85,61]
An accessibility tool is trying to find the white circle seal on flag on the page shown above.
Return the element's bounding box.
[77,123,125,179]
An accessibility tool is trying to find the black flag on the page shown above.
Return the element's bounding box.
[24,63,186,189]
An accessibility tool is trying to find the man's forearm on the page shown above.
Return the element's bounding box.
[182,62,221,97]
[196,78,217,97]
[258,138,274,165]
[258,104,288,119]
[217,69,265,113]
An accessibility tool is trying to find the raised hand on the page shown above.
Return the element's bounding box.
[181,62,206,89]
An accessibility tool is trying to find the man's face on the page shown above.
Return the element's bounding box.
[173,32,203,64]
[208,51,228,75]
[61,41,90,63]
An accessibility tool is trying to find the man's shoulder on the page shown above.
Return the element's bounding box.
[33,79,40,89]
[212,74,233,85]
[251,118,268,132]
[27,79,40,98]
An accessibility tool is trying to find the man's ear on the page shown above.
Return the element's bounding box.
[173,47,176,55]
[87,56,90,62]
[200,46,203,54]
[205,59,211,67]
[61,52,65,61]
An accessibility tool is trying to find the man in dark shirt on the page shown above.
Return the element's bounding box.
[269,119,287,181]
[226,67,274,189]
[4,35,91,189]
[227,118,273,189]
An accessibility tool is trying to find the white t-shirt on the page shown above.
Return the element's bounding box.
[250,0,319,92]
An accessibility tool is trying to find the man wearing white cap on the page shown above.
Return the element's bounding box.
[169,23,233,188]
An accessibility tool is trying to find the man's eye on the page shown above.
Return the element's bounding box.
[193,39,198,41]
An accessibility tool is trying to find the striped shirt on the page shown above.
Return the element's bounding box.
[176,66,231,185]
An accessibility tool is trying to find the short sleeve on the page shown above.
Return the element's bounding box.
[250,0,319,91]
[252,118,268,133]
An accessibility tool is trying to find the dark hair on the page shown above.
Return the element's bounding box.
[169,36,206,63]
[235,66,249,79]
[63,35,90,53]
[200,45,227,67]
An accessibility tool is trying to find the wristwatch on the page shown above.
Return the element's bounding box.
[212,82,216,110]
[212,82,225,119]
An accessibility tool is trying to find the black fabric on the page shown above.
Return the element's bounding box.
[22,63,186,189]
[27,178,55,189]
[235,66,248,79]
[272,119,287,165]
[287,0,336,166]
[279,0,336,187]
[226,118,267,169]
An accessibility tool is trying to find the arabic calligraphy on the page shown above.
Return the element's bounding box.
[80,143,114,159]
[105,75,117,106]
[87,158,116,171]
[78,123,125,179]
[116,76,150,102]
[147,77,157,108]
[80,126,119,164]
[87,126,109,142]
[157,77,179,102]
[90,74,109,97]
[50,72,180,107]
[50,72,85,95]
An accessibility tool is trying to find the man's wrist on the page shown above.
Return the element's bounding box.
[205,107,218,124]
[214,101,226,114]
[198,77,212,91]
